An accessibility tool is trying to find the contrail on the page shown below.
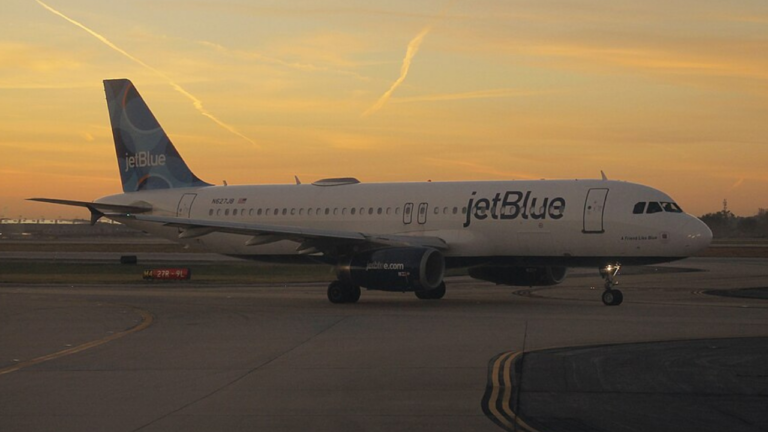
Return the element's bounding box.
[36,0,258,147]
[362,26,431,117]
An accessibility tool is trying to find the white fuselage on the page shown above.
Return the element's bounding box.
[97,179,712,267]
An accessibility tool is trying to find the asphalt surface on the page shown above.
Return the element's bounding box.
[1,257,768,432]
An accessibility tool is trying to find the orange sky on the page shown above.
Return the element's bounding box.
[2,0,768,219]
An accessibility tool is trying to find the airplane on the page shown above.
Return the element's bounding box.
[31,79,713,306]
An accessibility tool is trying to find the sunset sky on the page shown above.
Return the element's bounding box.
[2,0,767,219]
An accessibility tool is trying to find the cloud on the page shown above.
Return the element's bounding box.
[728,177,746,191]
[424,157,538,180]
[390,88,559,104]
[0,42,81,72]
[35,0,258,148]
[199,41,368,80]
[362,26,431,117]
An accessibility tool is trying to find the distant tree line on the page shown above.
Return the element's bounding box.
[699,208,768,238]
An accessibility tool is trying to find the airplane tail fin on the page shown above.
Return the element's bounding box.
[103,79,211,192]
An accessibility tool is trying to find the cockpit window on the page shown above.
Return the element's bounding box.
[661,202,683,213]
[633,202,646,214]
[646,202,663,214]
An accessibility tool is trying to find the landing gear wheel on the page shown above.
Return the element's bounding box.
[601,289,623,306]
[347,285,361,303]
[327,281,361,304]
[415,282,446,300]
[327,281,348,304]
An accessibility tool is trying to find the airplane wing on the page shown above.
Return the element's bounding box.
[28,198,152,225]
[129,214,449,254]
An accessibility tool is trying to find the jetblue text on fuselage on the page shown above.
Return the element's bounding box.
[124,151,166,172]
[463,191,566,227]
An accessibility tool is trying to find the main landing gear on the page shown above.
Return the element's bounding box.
[599,263,623,306]
[327,281,448,303]
[327,281,361,304]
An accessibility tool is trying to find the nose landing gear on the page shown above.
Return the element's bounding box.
[599,264,623,306]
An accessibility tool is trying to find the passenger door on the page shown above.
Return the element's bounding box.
[583,188,608,233]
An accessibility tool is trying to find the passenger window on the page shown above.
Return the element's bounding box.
[646,202,663,214]
[462,207,467,214]
[308,208,313,216]
[342,208,347,215]
[662,202,683,213]
[290,208,296,216]
[233,209,238,216]
[377,208,383,215]
[334,208,339,215]
[368,208,374,215]
[325,208,330,215]
[386,207,391,215]
[453,207,458,215]
[360,207,365,215]
[225,209,230,216]
[395,207,401,215]
[249,209,254,216]
[351,208,356,215]
[434,207,439,215]
[299,208,304,216]
[282,208,287,216]
[209,209,213,216]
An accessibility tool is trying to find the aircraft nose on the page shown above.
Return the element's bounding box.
[683,217,713,254]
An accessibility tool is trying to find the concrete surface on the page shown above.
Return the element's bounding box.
[1,257,767,432]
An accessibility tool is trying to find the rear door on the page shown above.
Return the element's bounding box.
[176,193,197,218]
[583,188,608,233]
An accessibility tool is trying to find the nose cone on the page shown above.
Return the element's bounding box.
[683,216,713,254]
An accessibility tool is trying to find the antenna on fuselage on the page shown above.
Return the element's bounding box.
[294,175,302,185]
[600,170,608,181]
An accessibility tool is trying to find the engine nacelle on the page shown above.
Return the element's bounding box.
[339,248,445,291]
[468,266,567,287]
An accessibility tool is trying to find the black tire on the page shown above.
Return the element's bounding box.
[415,290,431,300]
[611,289,623,306]
[429,282,446,299]
[602,289,623,306]
[327,281,348,304]
[415,282,446,300]
[347,285,361,303]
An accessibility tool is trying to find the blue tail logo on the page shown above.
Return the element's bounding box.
[104,79,211,192]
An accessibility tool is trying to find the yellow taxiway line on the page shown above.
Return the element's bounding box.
[0,305,153,376]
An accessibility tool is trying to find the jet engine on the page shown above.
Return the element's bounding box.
[468,266,567,286]
[338,247,445,291]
